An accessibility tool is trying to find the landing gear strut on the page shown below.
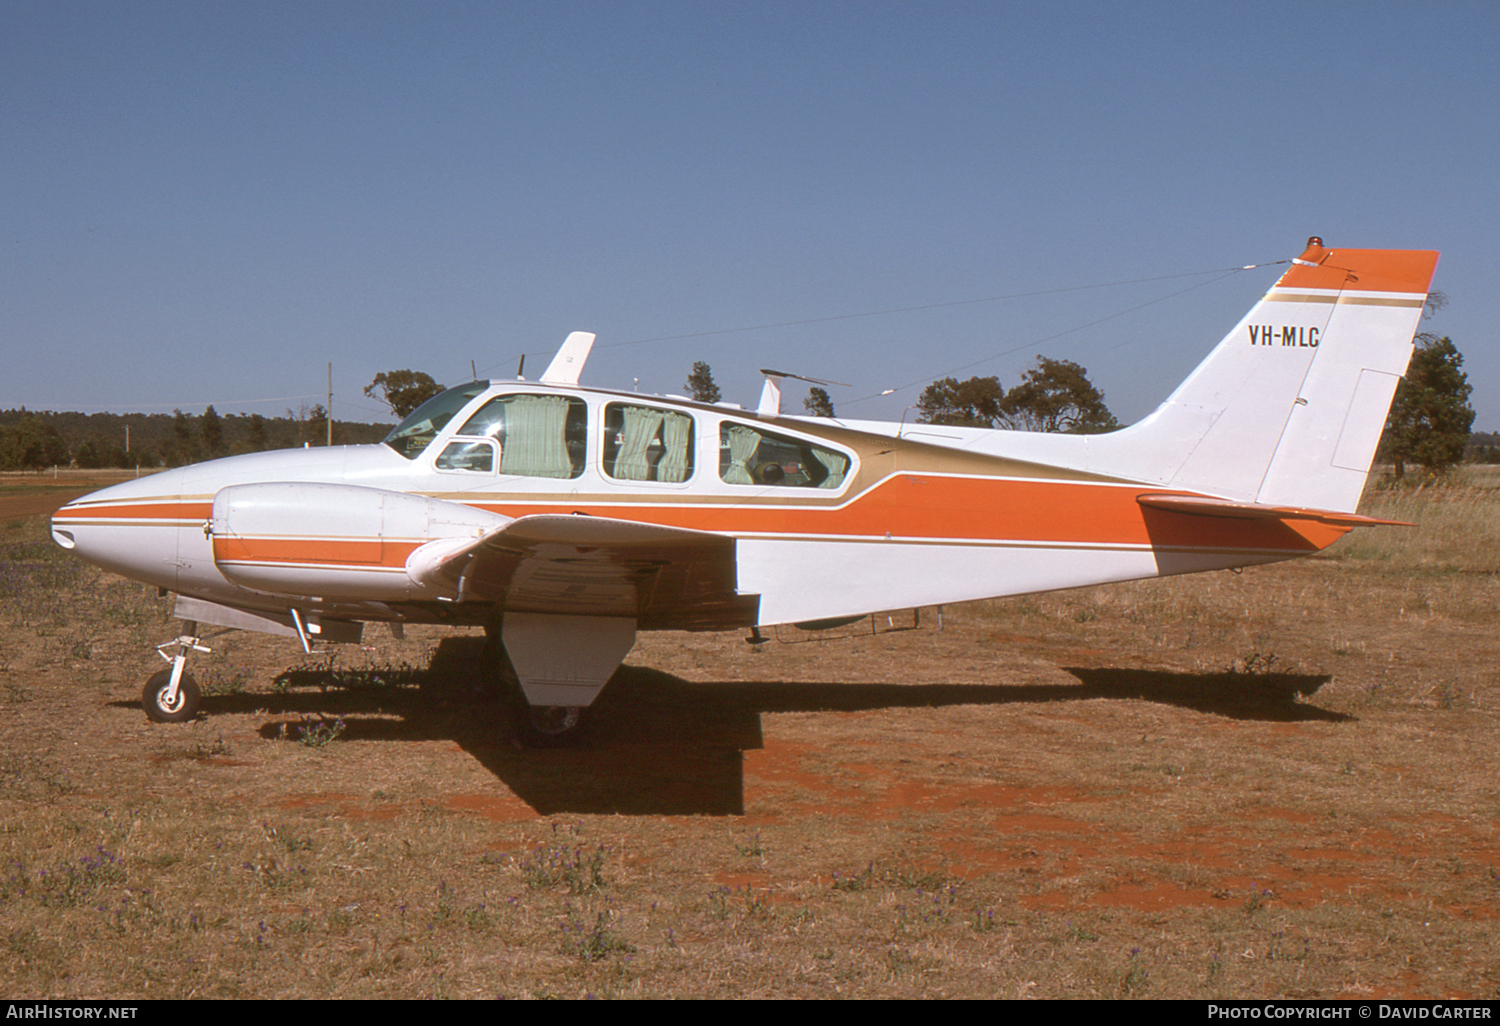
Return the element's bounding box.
[144,625,209,723]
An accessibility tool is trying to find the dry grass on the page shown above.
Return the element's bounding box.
[1,474,1498,998]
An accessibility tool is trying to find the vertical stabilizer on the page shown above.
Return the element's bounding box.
[1112,239,1438,511]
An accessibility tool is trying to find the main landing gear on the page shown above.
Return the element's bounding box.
[143,625,209,723]
[488,612,636,748]
[484,618,591,746]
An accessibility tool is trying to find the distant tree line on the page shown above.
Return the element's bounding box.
[0,407,388,472]
[1463,431,1498,465]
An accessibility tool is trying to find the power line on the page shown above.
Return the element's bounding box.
[476,258,1287,379]
[840,267,1253,407]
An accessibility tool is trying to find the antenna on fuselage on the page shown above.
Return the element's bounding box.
[516,354,525,380]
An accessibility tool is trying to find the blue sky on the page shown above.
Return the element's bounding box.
[5,0,1497,430]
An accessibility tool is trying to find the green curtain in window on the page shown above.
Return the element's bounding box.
[613,406,665,481]
[811,447,847,488]
[657,411,692,483]
[723,425,761,485]
[499,395,573,478]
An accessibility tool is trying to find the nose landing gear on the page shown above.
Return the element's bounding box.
[144,625,209,723]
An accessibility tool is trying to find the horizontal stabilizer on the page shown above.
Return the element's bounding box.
[1137,493,1413,528]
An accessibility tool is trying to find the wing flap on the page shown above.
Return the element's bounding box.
[407,513,759,629]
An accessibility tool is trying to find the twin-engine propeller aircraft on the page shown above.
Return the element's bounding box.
[52,238,1439,741]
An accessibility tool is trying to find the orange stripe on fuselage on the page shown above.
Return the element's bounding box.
[60,477,1347,560]
[53,500,214,523]
[471,475,1348,553]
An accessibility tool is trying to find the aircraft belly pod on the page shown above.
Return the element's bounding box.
[51,238,1440,741]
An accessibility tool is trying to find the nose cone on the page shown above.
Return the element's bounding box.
[50,446,376,587]
[51,470,190,588]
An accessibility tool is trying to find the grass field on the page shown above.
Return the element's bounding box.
[1,471,1497,998]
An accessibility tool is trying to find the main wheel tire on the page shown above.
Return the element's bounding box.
[514,704,589,748]
[143,669,201,723]
[531,705,583,735]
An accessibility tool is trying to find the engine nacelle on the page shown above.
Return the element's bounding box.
[210,481,510,600]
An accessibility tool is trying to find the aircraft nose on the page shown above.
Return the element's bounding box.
[52,479,128,556]
[50,470,189,589]
[50,494,97,551]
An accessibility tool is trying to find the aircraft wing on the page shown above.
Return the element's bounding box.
[408,513,760,630]
[1136,493,1413,527]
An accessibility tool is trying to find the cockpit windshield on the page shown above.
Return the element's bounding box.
[381,382,489,459]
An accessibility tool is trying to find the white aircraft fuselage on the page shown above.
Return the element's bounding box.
[50,239,1440,731]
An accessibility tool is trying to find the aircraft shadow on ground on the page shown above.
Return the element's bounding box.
[116,637,1344,816]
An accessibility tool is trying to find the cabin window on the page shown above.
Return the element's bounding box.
[453,393,587,479]
[602,403,695,483]
[719,423,850,489]
[382,382,489,459]
[435,439,496,473]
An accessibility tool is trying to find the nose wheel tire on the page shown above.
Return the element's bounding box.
[143,670,201,723]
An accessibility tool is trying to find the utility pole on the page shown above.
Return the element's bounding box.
[327,362,333,447]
